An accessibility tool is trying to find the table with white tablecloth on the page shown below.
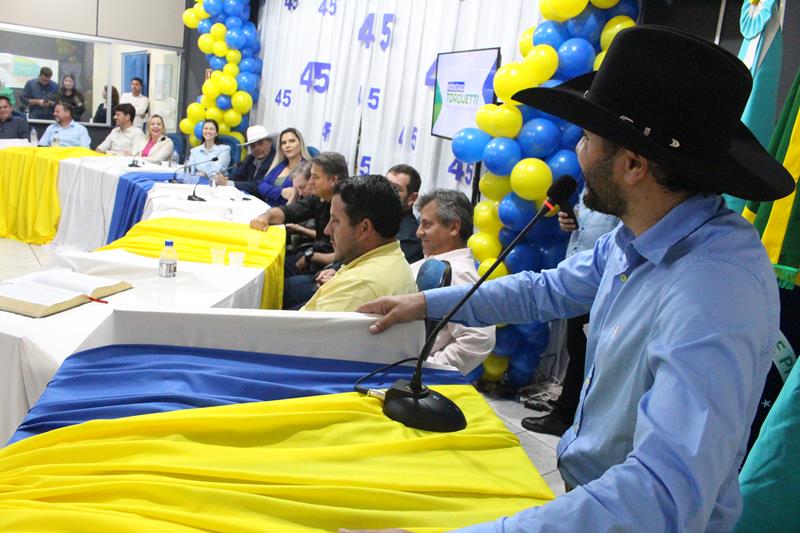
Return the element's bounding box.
[142,183,269,224]
[0,248,265,444]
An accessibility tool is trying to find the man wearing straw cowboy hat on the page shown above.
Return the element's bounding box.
[351,26,795,532]
[214,125,276,196]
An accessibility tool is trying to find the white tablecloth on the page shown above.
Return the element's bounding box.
[0,248,265,444]
[52,157,168,251]
[142,183,269,224]
[0,139,32,149]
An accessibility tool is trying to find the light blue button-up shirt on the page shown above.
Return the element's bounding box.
[38,120,91,147]
[426,194,778,532]
[565,186,619,258]
[188,143,231,176]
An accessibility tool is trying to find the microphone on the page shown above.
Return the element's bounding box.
[128,154,141,168]
[379,175,579,433]
[169,156,219,183]
[560,196,580,230]
[188,160,242,201]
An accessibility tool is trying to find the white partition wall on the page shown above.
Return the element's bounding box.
[256,0,541,193]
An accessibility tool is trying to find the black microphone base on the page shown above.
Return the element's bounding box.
[382,379,467,432]
[187,194,206,202]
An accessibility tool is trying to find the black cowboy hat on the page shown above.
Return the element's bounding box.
[513,25,794,201]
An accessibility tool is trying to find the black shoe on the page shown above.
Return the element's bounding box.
[521,411,573,436]
[523,397,555,412]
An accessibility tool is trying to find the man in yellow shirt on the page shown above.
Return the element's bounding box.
[302,175,417,312]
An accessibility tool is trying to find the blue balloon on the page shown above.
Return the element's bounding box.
[225,28,247,49]
[208,55,226,70]
[250,40,261,55]
[193,121,205,139]
[566,5,605,45]
[537,243,567,270]
[236,72,258,93]
[507,350,541,390]
[239,58,256,73]
[499,227,520,248]
[605,0,640,20]
[240,2,251,18]
[513,321,550,351]
[517,118,561,159]
[203,0,224,16]
[233,114,250,133]
[225,16,243,29]
[240,47,254,58]
[482,137,522,176]
[242,23,257,46]
[524,215,563,245]
[557,38,596,79]
[451,127,492,164]
[494,327,522,356]
[223,0,243,16]
[216,94,232,110]
[516,104,540,123]
[198,18,213,34]
[560,123,583,150]
[533,20,570,50]
[546,149,583,181]
[498,192,537,232]
[504,244,541,274]
[252,58,263,75]
[196,96,202,103]
[540,78,565,88]
[212,13,226,24]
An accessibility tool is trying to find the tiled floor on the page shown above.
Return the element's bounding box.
[0,237,565,496]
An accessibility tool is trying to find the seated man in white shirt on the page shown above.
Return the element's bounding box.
[96,103,146,156]
[411,189,495,374]
[38,102,90,147]
[120,77,149,128]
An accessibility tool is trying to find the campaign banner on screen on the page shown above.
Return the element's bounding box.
[431,48,499,140]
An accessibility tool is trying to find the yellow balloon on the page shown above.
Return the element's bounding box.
[186,102,206,123]
[211,70,224,82]
[182,8,199,29]
[519,26,535,58]
[510,158,553,201]
[200,94,216,109]
[479,172,512,201]
[223,63,240,77]
[590,0,619,7]
[229,131,246,145]
[601,16,635,51]
[594,50,606,71]
[212,40,229,57]
[218,73,238,95]
[210,23,228,41]
[231,91,253,114]
[223,108,242,127]
[493,62,537,104]
[477,258,510,280]
[483,353,510,381]
[539,0,569,22]
[179,118,194,135]
[475,104,497,134]
[226,49,242,65]
[197,33,214,54]
[475,206,504,235]
[205,106,223,123]
[202,78,221,99]
[489,103,523,138]
[524,45,559,84]
[193,3,210,19]
[551,0,589,20]
[189,134,201,147]
[218,122,231,135]
[467,232,503,262]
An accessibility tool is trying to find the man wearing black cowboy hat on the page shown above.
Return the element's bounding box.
[352,26,794,532]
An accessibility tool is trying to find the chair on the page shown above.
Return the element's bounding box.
[415,259,452,340]
[167,134,186,164]
[218,134,242,164]
[307,145,320,157]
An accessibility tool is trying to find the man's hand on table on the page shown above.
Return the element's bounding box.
[356,293,427,334]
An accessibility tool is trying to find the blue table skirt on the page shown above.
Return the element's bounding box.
[106,172,208,244]
[9,344,467,445]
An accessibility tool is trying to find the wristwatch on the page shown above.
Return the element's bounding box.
[304,247,315,261]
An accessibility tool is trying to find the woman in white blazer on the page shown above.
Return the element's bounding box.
[134,114,174,163]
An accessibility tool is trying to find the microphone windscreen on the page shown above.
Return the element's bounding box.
[547,175,578,206]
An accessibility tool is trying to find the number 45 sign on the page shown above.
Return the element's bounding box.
[300,62,332,93]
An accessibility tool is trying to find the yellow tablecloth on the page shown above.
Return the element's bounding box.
[99,217,286,309]
[0,146,100,243]
[0,385,553,532]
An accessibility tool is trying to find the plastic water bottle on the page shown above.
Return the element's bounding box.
[52,133,60,147]
[157,240,177,306]
[170,150,179,168]
[30,129,38,145]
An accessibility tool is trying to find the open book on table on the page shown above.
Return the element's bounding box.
[0,269,132,318]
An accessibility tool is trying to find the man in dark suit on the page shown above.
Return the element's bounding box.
[215,125,275,196]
